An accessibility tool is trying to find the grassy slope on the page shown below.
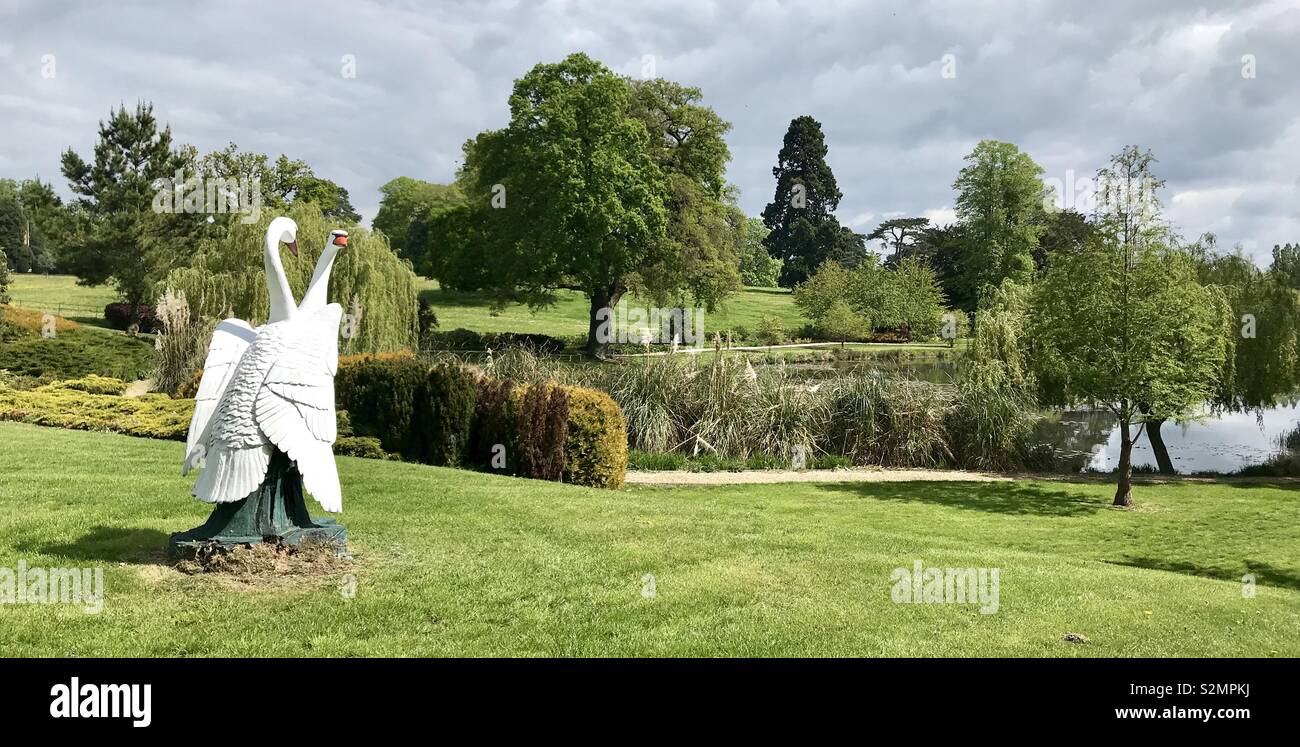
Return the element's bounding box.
[0,329,156,380]
[420,280,810,338]
[1,422,1296,657]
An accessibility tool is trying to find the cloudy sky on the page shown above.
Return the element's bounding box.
[2,0,1297,262]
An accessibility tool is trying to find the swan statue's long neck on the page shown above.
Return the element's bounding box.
[264,220,297,323]
[299,241,342,313]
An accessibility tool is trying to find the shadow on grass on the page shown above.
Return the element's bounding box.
[814,480,1106,517]
[1217,477,1300,492]
[68,315,111,329]
[1105,556,1300,592]
[20,526,169,564]
[418,287,501,310]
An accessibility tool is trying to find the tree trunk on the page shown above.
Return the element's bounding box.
[1145,417,1174,475]
[1113,418,1134,507]
[584,284,625,359]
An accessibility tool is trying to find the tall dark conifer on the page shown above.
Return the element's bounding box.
[761,116,857,286]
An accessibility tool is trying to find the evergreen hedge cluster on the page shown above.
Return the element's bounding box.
[1,354,628,490]
[337,354,627,488]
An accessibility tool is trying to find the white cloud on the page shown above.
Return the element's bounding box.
[923,207,958,226]
[845,212,876,229]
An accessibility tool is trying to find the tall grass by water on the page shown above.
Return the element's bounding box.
[467,347,1042,469]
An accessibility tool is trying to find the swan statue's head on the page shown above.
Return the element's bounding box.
[264,217,300,323]
[299,230,349,313]
[328,230,348,252]
[270,216,299,257]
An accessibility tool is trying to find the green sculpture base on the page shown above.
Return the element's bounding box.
[169,449,347,558]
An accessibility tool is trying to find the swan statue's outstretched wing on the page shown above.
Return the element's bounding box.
[188,305,344,512]
[255,304,344,512]
[183,318,257,468]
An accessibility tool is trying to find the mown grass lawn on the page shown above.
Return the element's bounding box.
[1,421,1297,657]
[420,280,810,339]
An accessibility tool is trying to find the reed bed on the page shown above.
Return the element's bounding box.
[427,346,1042,470]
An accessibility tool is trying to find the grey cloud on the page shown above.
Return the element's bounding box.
[1,0,1297,262]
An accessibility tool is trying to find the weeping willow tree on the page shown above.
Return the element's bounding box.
[163,203,419,352]
[968,279,1034,391]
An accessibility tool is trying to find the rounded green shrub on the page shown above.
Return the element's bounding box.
[335,436,395,460]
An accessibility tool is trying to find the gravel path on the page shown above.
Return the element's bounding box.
[626,468,1010,486]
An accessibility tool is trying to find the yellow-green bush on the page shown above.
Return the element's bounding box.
[0,387,376,459]
[45,375,129,396]
[559,384,628,490]
[0,325,156,380]
[0,386,192,440]
[335,435,396,460]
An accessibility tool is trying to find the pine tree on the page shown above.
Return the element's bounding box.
[60,103,189,307]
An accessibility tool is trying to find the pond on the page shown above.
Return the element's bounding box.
[1077,404,1300,475]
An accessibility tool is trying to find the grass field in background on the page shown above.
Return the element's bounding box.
[9,275,812,340]
[419,280,810,339]
[6,275,116,321]
[2,422,1295,657]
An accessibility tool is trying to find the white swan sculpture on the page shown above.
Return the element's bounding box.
[182,217,348,514]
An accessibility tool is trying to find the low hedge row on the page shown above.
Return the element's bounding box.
[421,327,567,354]
[0,385,192,440]
[0,328,156,380]
[338,354,627,488]
[2,358,627,489]
[0,384,392,461]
